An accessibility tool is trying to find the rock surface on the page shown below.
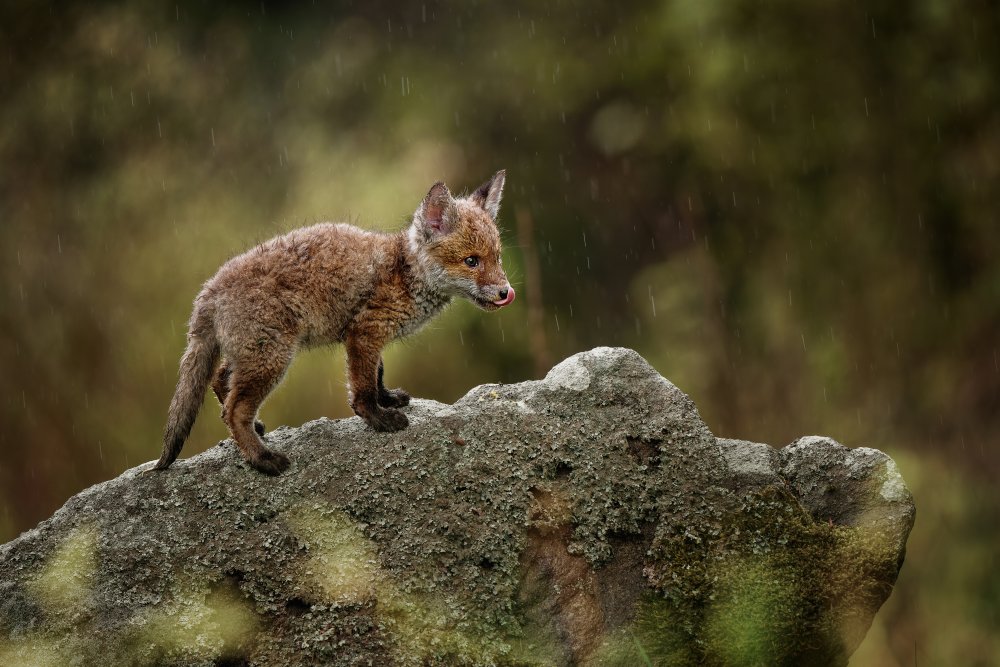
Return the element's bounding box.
[0,348,914,666]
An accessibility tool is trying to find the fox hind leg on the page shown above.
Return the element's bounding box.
[377,358,411,408]
[222,351,292,475]
[213,360,266,436]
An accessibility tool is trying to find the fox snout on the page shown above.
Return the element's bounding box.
[493,284,515,307]
[472,281,515,311]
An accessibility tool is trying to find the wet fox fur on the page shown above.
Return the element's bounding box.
[153,171,514,475]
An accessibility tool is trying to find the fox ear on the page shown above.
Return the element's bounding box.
[418,182,456,239]
[471,169,505,220]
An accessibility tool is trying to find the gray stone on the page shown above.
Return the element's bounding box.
[0,347,914,666]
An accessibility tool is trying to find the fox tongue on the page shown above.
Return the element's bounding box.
[493,286,516,307]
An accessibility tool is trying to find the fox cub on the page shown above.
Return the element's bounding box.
[153,171,514,475]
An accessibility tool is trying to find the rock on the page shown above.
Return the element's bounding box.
[0,347,914,666]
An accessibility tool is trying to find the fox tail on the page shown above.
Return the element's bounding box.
[153,308,219,470]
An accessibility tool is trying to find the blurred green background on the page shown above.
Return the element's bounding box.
[1,1,997,664]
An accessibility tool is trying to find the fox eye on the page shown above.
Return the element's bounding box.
[463,256,480,268]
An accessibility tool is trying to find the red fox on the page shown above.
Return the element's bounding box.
[152,171,514,475]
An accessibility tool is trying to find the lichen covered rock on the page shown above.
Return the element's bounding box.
[0,347,914,666]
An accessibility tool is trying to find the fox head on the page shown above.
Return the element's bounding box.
[408,170,515,311]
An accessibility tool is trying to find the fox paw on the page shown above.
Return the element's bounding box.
[378,388,411,408]
[254,420,266,437]
[250,449,290,476]
[367,407,409,432]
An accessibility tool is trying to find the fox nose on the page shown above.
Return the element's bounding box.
[498,287,509,300]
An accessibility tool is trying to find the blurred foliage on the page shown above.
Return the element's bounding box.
[4,541,261,665]
[1,0,997,664]
[26,525,97,615]
[289,502,520,664]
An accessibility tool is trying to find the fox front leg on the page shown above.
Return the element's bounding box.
[346,335,408,432]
